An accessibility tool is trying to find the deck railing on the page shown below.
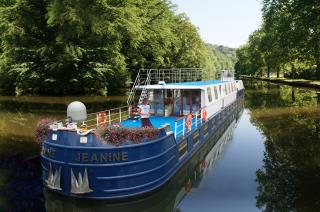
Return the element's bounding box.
[45,106,131,134]
[174,107,206,140]
[138,68,203,84]
[50,104,207,140]
[85,104,207,138]
[85,106,130,129]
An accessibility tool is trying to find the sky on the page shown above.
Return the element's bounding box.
[170,0,262,48]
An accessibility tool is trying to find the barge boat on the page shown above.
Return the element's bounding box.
[41,68,244,199]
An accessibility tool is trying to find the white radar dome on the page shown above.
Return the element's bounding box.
[67,101,87,122]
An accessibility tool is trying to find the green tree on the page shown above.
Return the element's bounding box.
[262,0,320,79]
[0,0,235,96]
[237,0,320,80]
[0,0,132,95]
[0,0,51,95]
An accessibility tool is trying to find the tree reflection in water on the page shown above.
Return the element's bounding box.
[244,81,320,211]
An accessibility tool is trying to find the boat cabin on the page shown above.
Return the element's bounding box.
[137,79,242,119]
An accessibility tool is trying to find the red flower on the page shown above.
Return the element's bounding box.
[96,124,161,146]
[35,118,54,144]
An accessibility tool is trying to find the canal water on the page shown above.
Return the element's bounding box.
[0,80,319,211]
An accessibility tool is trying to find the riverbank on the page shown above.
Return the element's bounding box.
[240,75,320,90]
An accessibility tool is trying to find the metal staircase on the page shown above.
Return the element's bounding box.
[137,70,152,105]
[127,69,154,106]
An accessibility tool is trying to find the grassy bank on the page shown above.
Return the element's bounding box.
[240,76,320,90]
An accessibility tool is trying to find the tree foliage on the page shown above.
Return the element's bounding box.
[206,44,237,71]
[0,0,237,96]
[236,0,320,80]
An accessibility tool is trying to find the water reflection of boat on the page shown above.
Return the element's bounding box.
[172,115,240,210]
[44,105,244,212]
[202,119,236,177]
[41,69,245,199]
[0,155,45,212]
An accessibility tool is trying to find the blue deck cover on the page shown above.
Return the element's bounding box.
[120,116,198,135]
[120,116,177,129]
[167,80,227,86]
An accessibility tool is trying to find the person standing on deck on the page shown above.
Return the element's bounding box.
[138,98,153,127]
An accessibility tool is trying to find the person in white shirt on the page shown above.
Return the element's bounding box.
[138,98,153,127]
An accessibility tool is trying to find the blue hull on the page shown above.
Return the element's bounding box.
[41,93,244,199]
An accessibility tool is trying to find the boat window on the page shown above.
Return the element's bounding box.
[213,86,218,100]
[183,90,191,115]
[207,87,212,103]
[175,89,202,115]
[219,85,222,95]
[173,90,182,116]
[164,90,173,116]
[193,130,200,145]
[179,139,188,158]
[224,84,227,95]
[192,90,201,112]
[152,90,164,116]
[148,90,155,114]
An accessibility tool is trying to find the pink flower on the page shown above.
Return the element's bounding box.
[35,118,54,144]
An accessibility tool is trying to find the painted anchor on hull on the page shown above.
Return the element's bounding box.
[70,168,93,194]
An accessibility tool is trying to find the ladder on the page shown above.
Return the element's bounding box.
[138,70,151,105]
[127,69,153,106]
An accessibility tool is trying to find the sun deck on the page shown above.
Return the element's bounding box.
[120,115,199,139]
[120,116,177,129]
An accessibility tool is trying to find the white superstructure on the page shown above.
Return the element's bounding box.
[136,79,244,120]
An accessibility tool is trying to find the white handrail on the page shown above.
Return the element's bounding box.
[127,70,141,105]
[182,118,185,137]
[195,111,198,126]
[174,121,177,139]
[173,106,208,139]
[87,106,128,116]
